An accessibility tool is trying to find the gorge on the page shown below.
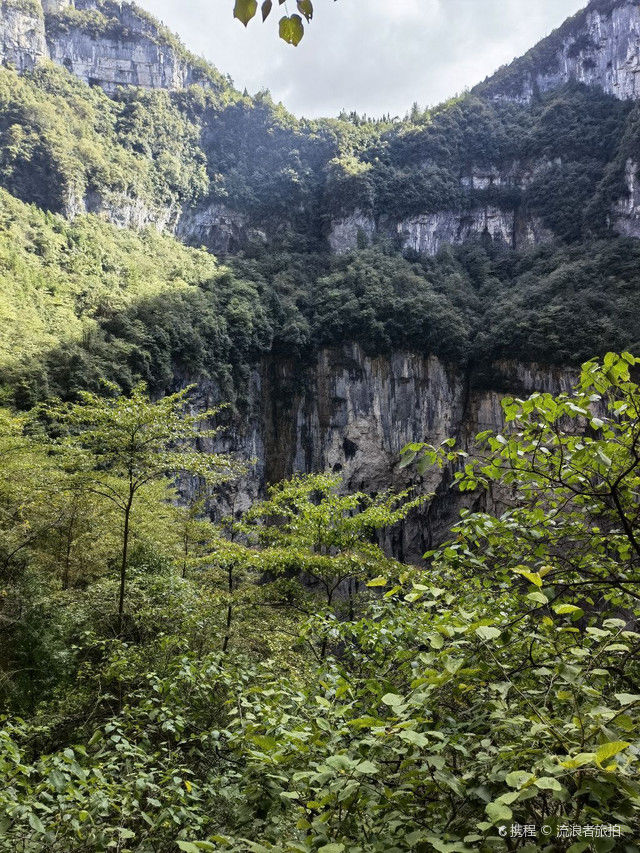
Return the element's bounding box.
[3,3,640,848]
[1,0,640,548]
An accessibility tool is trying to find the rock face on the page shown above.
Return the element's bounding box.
[398,208,514,256]
[64,187,181,230]
[0,0,47,71]
[0,0,638,257]
[176,203,252,255]
[483,0,640,102]
[0,0,216,92]
[45,1,197,92]
[329,204,554,256]
[613,158,640,236]
[328,212,377,254]
[208,346,576,560]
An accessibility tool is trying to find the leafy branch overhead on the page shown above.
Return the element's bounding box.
[234,0,314,45]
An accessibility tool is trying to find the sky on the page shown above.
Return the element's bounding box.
[142,0,588,119]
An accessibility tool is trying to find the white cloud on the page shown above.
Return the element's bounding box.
[142,0,587,118]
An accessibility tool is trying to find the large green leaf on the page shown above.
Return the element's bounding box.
[595,741,630,766]
[475,626,501,641]
[485,801,512,822]
[279,14,304,44]
[233,0,258,25]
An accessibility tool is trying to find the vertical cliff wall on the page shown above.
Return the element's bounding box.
[202,347,576,561]
[0,0,47,70]
[0,0,221,92]
[480,0,640,102]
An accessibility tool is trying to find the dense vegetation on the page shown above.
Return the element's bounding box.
[2,56,638,247]
[1,355,639,851]
[3,185,640,412]
[3,5,640,848]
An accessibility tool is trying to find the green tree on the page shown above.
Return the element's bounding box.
[239,473,421,654]
[50,383,239,635]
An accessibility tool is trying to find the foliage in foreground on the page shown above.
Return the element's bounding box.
[1,355,640,851]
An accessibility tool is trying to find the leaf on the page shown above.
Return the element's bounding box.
[416,455,430,475]
[428,632,444,649]
[534,777,562,791]
[513,568,543,587]
[296,0,313,21]
[615,693,640,706]
[567,843,590,853]
[485,801,512,822]
[381,693,404,707]
[28,813,45,834]
[527,591,549,605]
[505,770,533,789]
[261,0,272,20]
[595,741,630,766]
[279,14,304,45]
[560,752,595,769]
[399,729,429,747]
[399,450,417,469]
[354,760,378,775]
[475,626,501,641]
[233,0,258,26]
[496,791,520,805]
[318,846,345,853]
[553,604,583,616]
[366,576,388,587]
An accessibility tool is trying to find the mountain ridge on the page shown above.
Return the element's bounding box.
[476,0,640,102]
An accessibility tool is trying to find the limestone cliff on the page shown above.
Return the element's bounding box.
[479,0,640,103]
[202,346,576,560]
[0,0,47,71]
[0,0,223,92]
[612,157,640,236]
[2,0,640,256]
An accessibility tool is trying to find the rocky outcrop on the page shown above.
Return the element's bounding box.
[613,157,640,236]
[176,203,254,255]
[0,0,47,71]
[328,212,376,254]
[0,0,219,93]
[482,0,640,103]
[44,0,213,92]
[63,186,180,230]
[399,208,514,255]
[328,205,553,257]
[203,346,576,560]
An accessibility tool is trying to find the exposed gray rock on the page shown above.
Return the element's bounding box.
[41,0,69,13]
[200,346,576,560]
[46,23,193,92]
[0,0,218,93]
[0,0,47,71]
[328,211,376,254]
[487,1,640,102]
[176,203,253,255]
[398,208,514,255]
[44,0,204,92]
[62,186,180,230]
[613,158,640,237]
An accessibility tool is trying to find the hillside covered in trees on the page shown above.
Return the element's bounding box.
[1,0,640,850]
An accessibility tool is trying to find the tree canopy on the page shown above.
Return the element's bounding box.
[1,355,640,850]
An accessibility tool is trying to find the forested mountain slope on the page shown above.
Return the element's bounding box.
[2,0,640,258]
[2,0,640,544]
[2,5,640,849]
